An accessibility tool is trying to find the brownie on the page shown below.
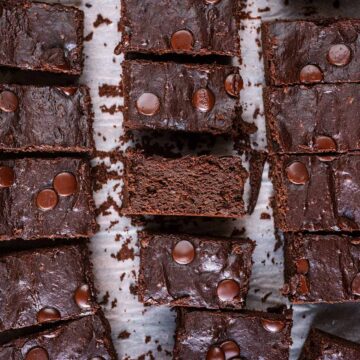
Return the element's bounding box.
[123,60,242,135]
[0,157,96,241]
[0,243,98,339]
[271,154,360,232]
[284,233,360,304]
[120,0,240,57]
[0,312,117,359]
[264,84,360,154]
[0,1,84,75]
[262,19,360,86]
[299,328,360,360]
[174,308,293,360]
[122,152,248,218]
[139,232,255,309]
[0,85,93,153]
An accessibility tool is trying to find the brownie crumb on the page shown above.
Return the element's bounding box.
[261,212,271,220]
[84,32,93,41]
[118,330,131,339]
[145,335,151,343]
[93,14,112,28]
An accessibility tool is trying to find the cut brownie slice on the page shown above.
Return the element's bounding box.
[123,60,242,135]
[120,0,240,57]
[299,328,360,360]
[0,243,98,340]
[174,308,293,360]
[0,157,96,241]
[284,233,360,304]
[264,84,360,154]
[0,312,117,359]
[262,19,360,86]
[123,152,248,218]
[0,1,84,75]
[271,154,360,232]
[139,232,255,309]
[0,85,93,154]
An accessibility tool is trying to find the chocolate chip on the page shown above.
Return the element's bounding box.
[261,318,286,333]
[0,90,19,112]
[224,74,243,97]
[299,65,323,84]
[37,307,61,323]
[172,240,195,265]
[205,0,221,3]
[74,284,92,309]
[351,273,360,296]
[136,93,160,116]
[285,161,310,185]
[314,136,337,152]
[217,279,240,301]
[298,275,310,295]
[328,44,351,66]
[56,87,77,96]
[318,155,336,163]
[192,88,215,112]
[171,30,194,51]
[0,166,14,188]
[25,347,49,360]
[36,189,58,211]
[206,346,225,360]
[296,259,309,275]
[220,340,240,359]
[53,172,78,197]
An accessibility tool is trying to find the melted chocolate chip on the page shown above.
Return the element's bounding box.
[136,93,160,116]
[318,155,336,163]
[172,240,195,265]
[206,346,225,360]
[192,88,215,112]
[37,307,61,323]
[285,161,310,185]
[171,29,194,51]
[56,87,77,96]
[220,340,240,359]
[327,44,351,66]
[261,318,286,333]
[0,166,15,188]
[314,136,337,152]
[0,90,19,112]
[217,279,240,301]
[74,284,92,309]
[296,259,310,275]
[36,189,58,211]
[25,347,49,360]
[299,65,323,84]
[224,74,243,97]
[53,172,78,197]
[351,273,360,296]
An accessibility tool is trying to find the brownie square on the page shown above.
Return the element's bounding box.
[174,308,293,360]
[139,232,255,309]
[262,19,360,86]
[0,85,93,154]
[0,157,96,241]
[123,60,241,135]
[0,1,84,75]
[120,0,240,57]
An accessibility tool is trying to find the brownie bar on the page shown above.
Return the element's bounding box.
[0,244,97,339]
[299,328,360,360]
[174,308,293,360]
[264,84,360,154]
[271,154,360,232]
[120,0,240,57]
[0,157,96,240]
[0,1,84,75]
[262,19,360,86]
[0,85,93,153]
[123,152,248,218]
[284,233,360,304]
[0,312,117,359]
[123,60,242,135]
[139,232,255,309]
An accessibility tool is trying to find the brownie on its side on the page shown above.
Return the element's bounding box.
[139,232,255,309]
[0,1,84,75]
[120,0,240,57]
[174,308,293,360]
[123,152,248,218]
[264,84,360,154]
[262,19,360,86]
[271,154,360,232]
[0,157,96,241]
[123,60,242,135]
[0,85,93,154]
[0,312,117,359]
[284,233,360,304]
[299,328,360,360]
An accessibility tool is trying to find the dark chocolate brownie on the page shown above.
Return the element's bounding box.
[264,84,360,154]
[299,328,360,360]
[0,85,93,153]
[0,243,98,340]
[0,1,84,75]
[174,308,293,360]
[262,19,360,86]
[139,232,255,309]
[271,154,360,232]
[284,233,360,304]
[120,0,240,57]
[0,312,117,359]
[123,60,242,135]
[122,152,248,218]
[0,157,96,241]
